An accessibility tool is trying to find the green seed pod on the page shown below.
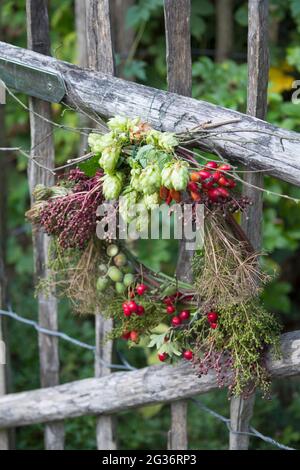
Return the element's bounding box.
[115,282,126,294]
[96,277,109,292]
[123,273,135,287]
[107,266,123,282]
[106,244,119,257]
[114,253,127,267]
[98,263,108,274]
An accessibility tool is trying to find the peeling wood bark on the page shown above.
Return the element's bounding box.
[0,330,299,428]
[164,0,191,450]
[26,0,64,450]
[85,0,116,451]
[230,0,270,451]
[0,41,300,185]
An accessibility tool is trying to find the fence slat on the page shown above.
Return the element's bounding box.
[26,0,64,450]
[1,42,300,186]
[229,0,269,451]
[164,0,192,450]
[0,329,298,428]
[85,0,116,451]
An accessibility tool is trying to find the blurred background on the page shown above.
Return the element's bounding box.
[1,0,300,449]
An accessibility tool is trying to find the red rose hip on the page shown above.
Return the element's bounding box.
[207,311,218,323]
[158,352,168,362]
[179,310,190,321]
[136,305,145,316]
[128,300,138,313]
[183,350,193,360]
[166,305,176,314]
[171,316,181,327]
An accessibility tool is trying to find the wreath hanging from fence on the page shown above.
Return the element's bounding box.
[26,115,281,398]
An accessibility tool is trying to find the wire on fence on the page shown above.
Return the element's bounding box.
[0,308,297,450]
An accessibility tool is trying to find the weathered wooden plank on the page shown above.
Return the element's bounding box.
[230,0,270,451]
[26,0,64,450]
[216,0,234,62]
[0,330,298,428]
[164,0,191,450]
[85,0,116,451]
[0,41,300,186]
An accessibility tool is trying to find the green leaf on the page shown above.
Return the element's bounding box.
[79,155,100,177]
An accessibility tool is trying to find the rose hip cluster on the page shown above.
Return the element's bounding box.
[158,293,193,363]
[206,310,219,329]
[187,161,236,203]
[121,284,148,344]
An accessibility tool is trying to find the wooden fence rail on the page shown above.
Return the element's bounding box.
[0,330,299,429]
[1,41,300,186]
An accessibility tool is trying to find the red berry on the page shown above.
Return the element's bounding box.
[158,352,168,362]
[202,179,214,189]
[171,316,182,327]
[188,181,199,192]
[212,171,221,182]
[136,283,147,295]
[122,301,129,311]
[218,176,230,187]
[129,290,135,299]
[207,188,220,202]
[190,191,202,202]
[205,161,218,169]
[183,350,193,360]
[128,300,138,313]
[166,305,176,314]
[198,170,211,181]
[227,179,236,188]
[210,322,218,329]
[219,163,231,172]
[217,187,230,198]
[130,331,139,342]
[121,331,131,340]
[190,172,201,183]
[207,311,218,323]
[163,296,173,305]
[123,306,131,317]
[179,310,190,321]
[136,305,145,316]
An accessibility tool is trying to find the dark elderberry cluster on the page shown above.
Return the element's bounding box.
[40,170,103,249]
[194,349,234,389]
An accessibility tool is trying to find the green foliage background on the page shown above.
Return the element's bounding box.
[1,0,300,450]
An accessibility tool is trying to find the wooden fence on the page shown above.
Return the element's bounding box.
[0,0,300,450]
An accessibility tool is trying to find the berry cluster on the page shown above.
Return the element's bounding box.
[40,171,103,249]
[120,283,149,344]
[206,311,219,329]
[196,349,233,389]
[188,162,236,203]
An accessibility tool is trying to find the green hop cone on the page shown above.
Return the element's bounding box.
[143,192,160,210]
[139,164,161,195]
[99,146,121,173]
[88,131,116,154]
[161,161,189,191]
[33,184,52,201]
[130,168,142,191]
[158,132,179,152]
[102,172,124,200]
[119,190,139,223]
[170,161,189,191]
[161,163,173,189]
[107,115,140,133]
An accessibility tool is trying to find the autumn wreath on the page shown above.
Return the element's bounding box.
[27,115,281,398]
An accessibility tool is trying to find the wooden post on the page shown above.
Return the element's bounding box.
[229,0,269,450]
[26,0,64,450]
[215,0,234,62]
[85,0,116,450]
[0,104,9,450]
[164,0,192,450]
